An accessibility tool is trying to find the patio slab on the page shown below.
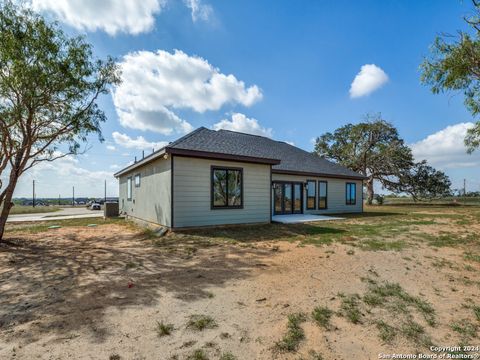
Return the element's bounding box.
[272,214,344,224]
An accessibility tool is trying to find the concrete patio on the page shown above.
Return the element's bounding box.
[272,214,344,224]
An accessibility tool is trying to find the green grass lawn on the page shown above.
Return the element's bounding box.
[384,196,480,206]
[9,205,62,215]
[171,205,480,252]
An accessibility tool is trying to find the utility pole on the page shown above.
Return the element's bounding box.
[58,194,60,206]
[72,186,75,207]
[104,179,107,203]
[464,179,467,205]
[32,180,35,207]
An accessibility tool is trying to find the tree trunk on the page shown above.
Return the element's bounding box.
[0,179,18,242]
[366,177,375,205]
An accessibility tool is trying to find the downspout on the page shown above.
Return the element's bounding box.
[170,154,174,229]
[270,165,273,223]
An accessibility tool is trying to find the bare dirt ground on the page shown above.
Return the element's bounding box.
[0,207,479,360]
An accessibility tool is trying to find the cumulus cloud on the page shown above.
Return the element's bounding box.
[113,50,262,135]
[184,0,212,22]
[112,132,168,151]
[349,64,388,98]
[106,145,116,151]
[411,122,480,168]
[212,113,272,137]
[31,0,164,35]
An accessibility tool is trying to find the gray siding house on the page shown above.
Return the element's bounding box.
[115,127,365,228]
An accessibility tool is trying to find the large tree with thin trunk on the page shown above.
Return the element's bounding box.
[0,2,120,241]
[313,114,451,204]
[421,0,480,152]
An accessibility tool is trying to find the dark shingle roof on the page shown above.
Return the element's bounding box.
[166,127,364,179]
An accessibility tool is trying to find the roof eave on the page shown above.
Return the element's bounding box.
[114,147,281,178]
[114,148,167,178]
[272,169,367,180]
[166,147,281,165]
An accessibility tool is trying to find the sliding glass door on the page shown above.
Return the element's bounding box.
[273,182,303,215]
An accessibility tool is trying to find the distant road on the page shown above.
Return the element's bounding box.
[7,207,103,222]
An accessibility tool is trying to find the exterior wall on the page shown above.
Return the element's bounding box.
[118,157,171,227]
[271,173,363,215]
[172,156,271,228]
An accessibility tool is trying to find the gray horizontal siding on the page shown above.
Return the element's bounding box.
[118,157,171,227]
[173,156,271,227]
[271,173,363,214]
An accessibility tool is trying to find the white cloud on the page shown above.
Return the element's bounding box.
[411,122,480,168]
[212,113,272,137]
[113,50,262,135]
[110,164,121,170]
[285,141,295,146]
[106,145,116,151]
[349,64,388,98]
[112,132,168,151]
[184,0,212,22]
[31,0,165,35]
[12,154,118,198]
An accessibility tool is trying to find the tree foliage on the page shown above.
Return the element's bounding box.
[420,0,480,153]
[314,114,451,204]
[0,2,120,240]
[399,161,452,201]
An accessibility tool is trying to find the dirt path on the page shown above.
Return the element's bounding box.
[0,223,479,359]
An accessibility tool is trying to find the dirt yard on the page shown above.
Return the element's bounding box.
[0,206,479,360]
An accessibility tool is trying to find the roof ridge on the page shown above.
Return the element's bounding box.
[217,128,272,140]
[168,126,209,148]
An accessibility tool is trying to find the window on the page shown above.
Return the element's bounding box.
[306,180,316,210]
[346,182,356,205]
[211,167,243,209]
[318,181,328,209]
[134,173,141,187]
[127,177,132,200]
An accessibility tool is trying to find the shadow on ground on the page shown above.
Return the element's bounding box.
[0,225,275,345]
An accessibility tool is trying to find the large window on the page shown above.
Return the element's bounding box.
[211,167,243,209]
[318,181,328,209]
[127,177,132,201]
[134,173,141,187]
[306,180,316,210]
[346,182,356,205]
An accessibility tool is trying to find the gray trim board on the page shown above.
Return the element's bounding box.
[272,169,365,181]
[171,155,174,228]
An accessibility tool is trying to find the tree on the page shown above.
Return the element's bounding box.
[314,114,414,204]
[313,114,452,204]
[420,0,480,153]
[400,161,452,201]
[0,2,120,241]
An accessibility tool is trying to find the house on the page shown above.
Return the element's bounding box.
[114,127,365,228]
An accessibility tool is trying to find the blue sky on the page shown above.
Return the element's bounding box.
[14,0,480,197]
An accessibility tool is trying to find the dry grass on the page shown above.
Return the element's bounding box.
[9,205,61,215]
[1,205,479,359]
